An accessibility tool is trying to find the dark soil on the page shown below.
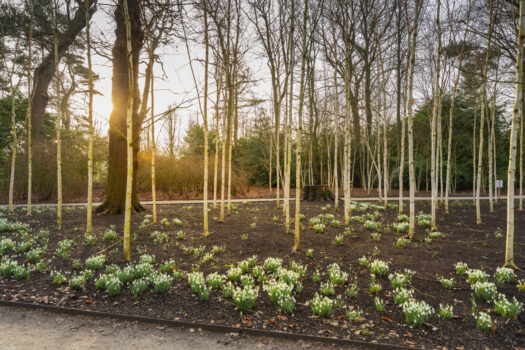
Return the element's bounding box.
[0,199,524,349]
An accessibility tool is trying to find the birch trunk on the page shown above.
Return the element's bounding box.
[150,57,157,224]
[407,0,421,239]
[85,0,94,235]
[26,1,34,216]
[333,75,339,210]
[445,53,465,213]
[52,3,63,229]
[8,88,17,213]
[430,0,441,231]
[213,75,220,209]
[284,0,294,233]
[476,0,494,225]
[488,93,495,212]
[505,0,523,268]
[202,1,209,235]
[123,0,134,261]
[516,96,523,210]
[293,0,308,251]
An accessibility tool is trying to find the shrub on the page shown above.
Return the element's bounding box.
[397,215,409,222]
[370,259,389,276]
[227,266,242,282]
[134,262,154,279]
[55,239,74,260]
[26,248,42,263]
[241,275,254,287]
[131,278,150,298]
[264,257,282,273]
[139,254,155,265]
[493,294,523,318]
[359,256,369,267]
[0,257,18,276]
[206,272,224,290]
[495,267,516,284]
[455,262,468,275]
[428,231,443,239]
[312,270,321,283]
[51,270,67,285]
[369,282,382,294]
[364,220,380,230]
[401,300,434,327]
[309,293,333,317]
[106,275,122,296]
[117,265,134,284]
[159,259,176,273]
[374,297,385,312]
[313,223,325,233]
[13,265,29,280]
[437,276,454,289]
[263,280,293,304]
[85,254,106,271]
[328,263,348,285]
[173,218,182,226]
[389,272,408,289]
[438,304,453,318]
[152,273,172,293]
[233,286,259,312]
[393,288,413,305]
[187,271,206,294]
[222,281,234,298]
[395,237,410,248]
[472,281,497,301]
[346,284,358,298]
[320,282,335,296]
[518,279,525,292]
[103,227,118,241]
[371,233,381,242]
[334,234,343,245]
[474,311,493,332]
[467,269,488,284]
[393,222,409,233]
[151,231,169,245]
[69,274,87,291]
[346,308,362,323]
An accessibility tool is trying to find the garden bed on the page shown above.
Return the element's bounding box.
[0,199,523,349]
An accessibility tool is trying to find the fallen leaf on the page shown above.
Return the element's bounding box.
[381,316,393,323]
[277,315,287,321]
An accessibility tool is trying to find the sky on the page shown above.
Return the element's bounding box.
[83,2,270,151]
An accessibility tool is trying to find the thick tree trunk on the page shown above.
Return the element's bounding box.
[96,0,143,215]
[31,1,96,145]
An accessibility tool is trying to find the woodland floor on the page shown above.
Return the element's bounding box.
[0,199,524,349]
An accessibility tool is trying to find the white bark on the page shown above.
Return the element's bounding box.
[52,2,63,230]
[85,0,94,235]
[505,0,523,268]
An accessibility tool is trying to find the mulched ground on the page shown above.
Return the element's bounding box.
[0,199,524,349]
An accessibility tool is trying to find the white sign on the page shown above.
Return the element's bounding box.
[496,180,503,189]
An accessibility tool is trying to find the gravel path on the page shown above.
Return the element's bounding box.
[0,306,363,350]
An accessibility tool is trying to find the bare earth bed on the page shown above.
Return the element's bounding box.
[0,199,524,349]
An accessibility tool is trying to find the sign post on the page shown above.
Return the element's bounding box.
[496,180,503,199]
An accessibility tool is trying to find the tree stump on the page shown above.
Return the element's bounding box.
[301,185,334,201]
